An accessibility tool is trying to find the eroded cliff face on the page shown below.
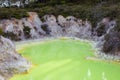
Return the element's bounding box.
[0,12,46,40]
[0,12,92,40]
[0,12,119,56]
[0,36,30,80]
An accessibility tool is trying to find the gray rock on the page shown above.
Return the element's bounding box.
[0,75,4,80]
[0,36,31,80]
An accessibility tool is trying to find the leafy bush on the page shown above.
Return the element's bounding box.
[0,1,120,23]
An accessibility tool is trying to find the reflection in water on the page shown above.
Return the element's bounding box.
[87,69,91,78]
[102,72,107,80]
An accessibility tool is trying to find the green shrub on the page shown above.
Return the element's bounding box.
[0,1,120,27]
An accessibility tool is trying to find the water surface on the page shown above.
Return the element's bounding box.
[11,39,120,80]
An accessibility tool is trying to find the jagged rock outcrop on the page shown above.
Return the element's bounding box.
[0,12,92,40]
[43,15,62,37]
[1,12,120,56]
[23,12,46,38]
[93,17,120,56]
[42,14,92,38]
[0,36,30,80]
[103,31,120,55]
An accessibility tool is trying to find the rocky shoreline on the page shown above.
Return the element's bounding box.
[15,37,120,62]
[0,12,119,57]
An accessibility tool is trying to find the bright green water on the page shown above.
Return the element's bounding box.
[11,39,120,80]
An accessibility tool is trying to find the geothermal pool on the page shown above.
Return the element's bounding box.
[11,39,120,80]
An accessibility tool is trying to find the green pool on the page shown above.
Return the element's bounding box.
[11,39,120,80]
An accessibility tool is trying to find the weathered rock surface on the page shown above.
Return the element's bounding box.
[0,12,120,56]
[0,36,30,80]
